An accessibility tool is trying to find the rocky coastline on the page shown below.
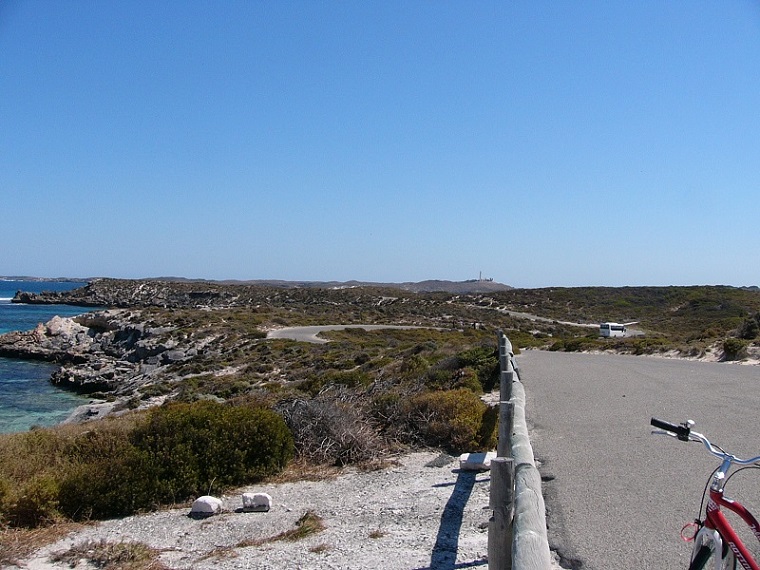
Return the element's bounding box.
[10,278,238,309]
[0,288,216,425]
[3,279,298,407]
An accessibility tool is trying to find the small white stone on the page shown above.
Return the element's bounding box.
[458,451,497,471]
[190,495,223,517]
[242,492,272,512]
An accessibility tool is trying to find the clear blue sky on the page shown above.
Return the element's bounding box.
[1,1,758,288]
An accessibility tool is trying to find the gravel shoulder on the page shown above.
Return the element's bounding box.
[19,452,491,570]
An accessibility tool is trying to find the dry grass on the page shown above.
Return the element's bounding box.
[197,545,238,561]
[309,542,333,553]
[356,457,402,472]
[0,522,85,567]
[50,538,169,570]
[236,510,325,548]
[266,458,342,483]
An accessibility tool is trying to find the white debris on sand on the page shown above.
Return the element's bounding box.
[19,452,492,570]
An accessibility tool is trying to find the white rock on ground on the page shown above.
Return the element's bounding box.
[242,492,272,512]
[459,451,497,471]
[190,495,224,517]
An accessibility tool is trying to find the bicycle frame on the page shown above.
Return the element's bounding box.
[704,486,760,570]
[651,418,760,570]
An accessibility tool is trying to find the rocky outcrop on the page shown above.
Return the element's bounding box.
[0,316,91,363]
[11,277,514,309]
[11,279,231,308]
[0,310,196,395]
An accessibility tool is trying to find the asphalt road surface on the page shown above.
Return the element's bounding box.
[267,324,425,343]
[515,350,760,570]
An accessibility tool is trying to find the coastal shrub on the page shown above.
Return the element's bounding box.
[420,347,497,393]
[58,446,159,520]
[452,367,483,394]
[425,367,456,390]
[479,404,499,450]
[629,337,668,355]
[278,397,383,465]
[399,354,429,378]
[738,313,760,340]
[0,429,69,483]
[300,369,373,396]
[548,339,565,352]
[401,388,492,454]
[0,476,9,517]
[11,475,61,527]
[455,346,500,392]
[130,400,294,498]
[549,337,602,353]
[324,369,372,389]
[722,338,748,361]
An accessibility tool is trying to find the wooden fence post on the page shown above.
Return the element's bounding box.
[497,354,514,458]
[497,400,514,459]
[488,456,514,570]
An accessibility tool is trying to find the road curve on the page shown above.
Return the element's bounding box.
[266,324,426,344]
[516,350,760,570]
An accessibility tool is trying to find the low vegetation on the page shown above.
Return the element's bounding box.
[1,279,758,544]
[0,401,293,527]
[50,539,167,570]
[1,325,502,532]
[251,510,325,544]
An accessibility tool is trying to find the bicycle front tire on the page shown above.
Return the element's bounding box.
[690,528,736,570]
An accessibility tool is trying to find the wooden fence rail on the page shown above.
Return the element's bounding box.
[488,331,552,570]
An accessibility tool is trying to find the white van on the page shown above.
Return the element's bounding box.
[599,322,627,337]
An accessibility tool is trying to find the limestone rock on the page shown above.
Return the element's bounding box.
[190,496,224,518]
[242,492,272,512]
[458,451,497,471]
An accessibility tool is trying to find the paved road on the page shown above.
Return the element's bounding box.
[515,350,760,570]
[267,324,425,343]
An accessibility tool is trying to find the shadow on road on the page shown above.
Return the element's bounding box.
[413,470,488,570]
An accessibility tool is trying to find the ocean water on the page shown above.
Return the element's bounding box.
[0,280,91,433]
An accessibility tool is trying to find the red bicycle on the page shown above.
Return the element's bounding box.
[651,418,760,570]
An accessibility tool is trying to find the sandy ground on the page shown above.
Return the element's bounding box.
[16,452,494,570]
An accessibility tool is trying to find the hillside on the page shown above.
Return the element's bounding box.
[1,278,758,560]
[3,280,758,404]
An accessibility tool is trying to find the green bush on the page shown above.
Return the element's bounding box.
[478,404,499,451]
[452,367,484,394]
[425,367,456,390]
[738,313,760,340]
[131,401,294,499]
[0,476,9,517]
[403,389,493,454]
[400,354,429,378]
[323,369,372,389]
[11,475,61,527]
[58,446,159,520]
[0,401,294,525]
[456,346,500,392]
[722,338,748,360]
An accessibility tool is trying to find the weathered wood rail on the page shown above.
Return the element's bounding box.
[488,332,552,570]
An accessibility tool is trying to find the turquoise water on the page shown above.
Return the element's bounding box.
[0,280,92,433]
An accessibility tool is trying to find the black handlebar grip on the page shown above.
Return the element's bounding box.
[651,418,679,432]
[651,417,690,441]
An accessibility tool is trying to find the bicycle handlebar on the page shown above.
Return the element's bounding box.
[651,417,760,466]
[651,417,691,441]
